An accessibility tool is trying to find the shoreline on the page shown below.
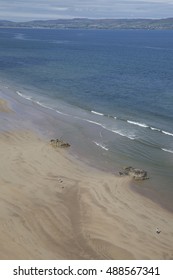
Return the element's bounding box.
[0,87,173,259]
[1,80,173,211]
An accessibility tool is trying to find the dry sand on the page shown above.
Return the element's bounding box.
[0,98,173,260]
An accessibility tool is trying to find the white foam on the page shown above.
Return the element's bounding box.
[112,130,126,137]
[56,110,70,116]
[162,130,173,137]
[91,110,104,116]
[161,148,173,154]
[31,99,72,117]
[93,141,109,151]
[150,127,160,131]
[16,91,32,101]
[16,91,23,96]
[128,136,136,140]
[127,120,149,128]
[36,101,53,110]
[84,119,106,129]
[112,130,135,140]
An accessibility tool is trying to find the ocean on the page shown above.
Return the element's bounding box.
[0,28,173,210]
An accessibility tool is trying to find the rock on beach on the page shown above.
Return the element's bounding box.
[119,166,149,180]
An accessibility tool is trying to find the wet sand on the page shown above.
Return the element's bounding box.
[0,94,173,260]
[0,98,12,112]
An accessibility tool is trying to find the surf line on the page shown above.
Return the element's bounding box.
[91,110,104,116]
[93,141,109,151]
[161,148,173,154]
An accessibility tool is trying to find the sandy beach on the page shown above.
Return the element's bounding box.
[0,96,173,260]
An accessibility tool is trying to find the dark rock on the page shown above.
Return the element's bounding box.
[50,138,70,148]
[119,166,149,180]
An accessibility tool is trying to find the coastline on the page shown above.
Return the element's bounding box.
[0,85,173,259]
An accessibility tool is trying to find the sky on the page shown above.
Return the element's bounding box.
[0,0,173,22]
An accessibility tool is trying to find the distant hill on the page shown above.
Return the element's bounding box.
[0,18,173,30]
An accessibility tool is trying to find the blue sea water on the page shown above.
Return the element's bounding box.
[0,28,173,209]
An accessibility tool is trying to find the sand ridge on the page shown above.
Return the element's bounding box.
[0,129,173,260]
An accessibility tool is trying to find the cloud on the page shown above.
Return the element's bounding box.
[0,0,173,21]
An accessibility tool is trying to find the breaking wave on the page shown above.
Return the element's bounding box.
[162,130,173,137]
[16,91,32,101]
[91,110,104,116]
[84,119,106,129]
[36,101,53,110]
[15,90,173,144]
[93,141,109,151]
[112,130,135,140]
[161,148,173,154]
[127,120,149,128]
[150,127,161,131]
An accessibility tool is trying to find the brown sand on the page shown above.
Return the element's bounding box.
[0,100,173,260]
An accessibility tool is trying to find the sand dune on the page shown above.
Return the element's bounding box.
[0,99,173,259]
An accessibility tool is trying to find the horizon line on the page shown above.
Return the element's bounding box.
[1,17,173,23]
